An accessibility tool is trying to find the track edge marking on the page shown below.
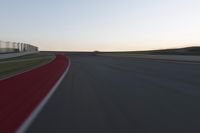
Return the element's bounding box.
[16,57,71,133]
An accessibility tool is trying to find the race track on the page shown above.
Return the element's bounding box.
[28,54,200,133]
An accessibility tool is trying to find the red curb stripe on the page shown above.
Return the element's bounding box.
[0,54,69,133]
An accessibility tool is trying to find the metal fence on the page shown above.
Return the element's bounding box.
[0,40,38,54]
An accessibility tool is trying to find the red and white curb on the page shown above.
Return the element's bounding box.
[16,58,71,133]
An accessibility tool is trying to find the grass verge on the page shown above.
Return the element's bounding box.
[0,53,54,62]
[0,57,54,79]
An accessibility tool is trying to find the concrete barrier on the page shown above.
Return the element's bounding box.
[0,51,39,59]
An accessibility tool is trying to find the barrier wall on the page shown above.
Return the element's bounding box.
[0,40,38,54]
[0,40,39,59]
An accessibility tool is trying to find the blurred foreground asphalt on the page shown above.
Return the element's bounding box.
[28,54,200,133]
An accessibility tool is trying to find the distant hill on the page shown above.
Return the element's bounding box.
[148,46,200,55]
[99,46,200,56]
[42,46,200,56]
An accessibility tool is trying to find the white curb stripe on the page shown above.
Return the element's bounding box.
[16,57,71,133]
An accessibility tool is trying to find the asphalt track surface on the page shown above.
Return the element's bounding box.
[0,54,68,133]
[28,54,200,133]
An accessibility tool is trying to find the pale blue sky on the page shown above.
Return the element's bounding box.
[0,0,200,51]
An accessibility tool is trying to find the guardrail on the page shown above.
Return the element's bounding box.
[0,40,38,54]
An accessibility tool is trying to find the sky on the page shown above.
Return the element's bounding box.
[0,0,200,51]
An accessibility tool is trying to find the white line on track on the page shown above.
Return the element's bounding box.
[16,57,71,133]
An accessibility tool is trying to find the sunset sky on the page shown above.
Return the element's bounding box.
[0,0,200,51]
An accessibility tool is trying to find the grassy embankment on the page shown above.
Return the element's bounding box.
[0,53,55,79]
[98,46,200,56]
